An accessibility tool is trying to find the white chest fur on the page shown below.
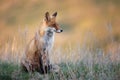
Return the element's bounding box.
[43,32,54,52]
[40,27,55,53]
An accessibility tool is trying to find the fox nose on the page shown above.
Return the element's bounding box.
[60,30,63,32]
[56,29,63,33]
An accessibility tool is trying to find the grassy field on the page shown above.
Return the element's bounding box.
[0,44,120,80]
[0,26,119,80]
[0,59,120,80]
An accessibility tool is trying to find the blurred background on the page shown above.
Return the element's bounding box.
[0,0,120,62]
[0,1,120,79]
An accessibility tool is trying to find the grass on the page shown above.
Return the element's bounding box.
[0,35,120,80]
[0,52,120,80]
[0,57,119,80]
[0,20,120,80]
[0,62,29,80]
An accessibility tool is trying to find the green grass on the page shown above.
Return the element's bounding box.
[0,61,119,80]
[0,62,29,80]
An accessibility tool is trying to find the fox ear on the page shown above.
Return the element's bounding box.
[45,12,50,21]
[52,12,57,17]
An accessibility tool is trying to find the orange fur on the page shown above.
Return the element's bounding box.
[21,12,63,74]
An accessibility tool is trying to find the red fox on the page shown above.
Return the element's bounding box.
[21,12,63,74]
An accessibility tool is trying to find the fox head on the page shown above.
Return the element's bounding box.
[42,12,63,33]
